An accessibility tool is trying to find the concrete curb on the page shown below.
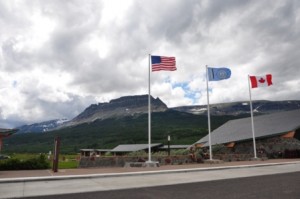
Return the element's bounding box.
[1,160,299,184]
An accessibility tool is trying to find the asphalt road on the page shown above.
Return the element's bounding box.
[24,171,300,199]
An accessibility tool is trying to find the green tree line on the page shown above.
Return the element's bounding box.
[3,110,247,154]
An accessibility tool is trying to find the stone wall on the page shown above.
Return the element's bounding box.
[79,155,195,168]
[79,137,300,168]
[213,154,267,162]
[212,137,300,160]
[234,137,300,158]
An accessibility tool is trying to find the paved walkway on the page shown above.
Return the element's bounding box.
[0,159,300,198]
[1,158,298,180]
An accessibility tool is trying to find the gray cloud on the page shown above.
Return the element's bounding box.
[0,0,299,127]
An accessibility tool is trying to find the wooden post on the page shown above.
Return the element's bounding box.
[0,137,3,152]
[167,135,171,156]
[52,137,60,172]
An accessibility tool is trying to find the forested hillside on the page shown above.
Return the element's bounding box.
[3,110,247,154]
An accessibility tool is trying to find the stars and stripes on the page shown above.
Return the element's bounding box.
[151,55,176,72]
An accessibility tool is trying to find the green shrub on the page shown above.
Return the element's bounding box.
[0,154,50,170]
[58,160,78,169]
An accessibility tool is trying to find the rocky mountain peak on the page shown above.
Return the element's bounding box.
[15,98,300,133]
[65,95,168,127]
[109,95,166,108]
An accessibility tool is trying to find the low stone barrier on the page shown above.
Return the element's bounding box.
[124,162,160,167]
[214,153,268,162]
[79,155,195,168]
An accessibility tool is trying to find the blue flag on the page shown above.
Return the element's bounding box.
[208,67,231,81]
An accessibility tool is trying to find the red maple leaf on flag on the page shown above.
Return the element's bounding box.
[249,74,273,88]
[259,78,265,83]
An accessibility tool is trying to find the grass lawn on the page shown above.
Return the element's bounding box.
[58,160,78,169]
[7,153,79,169]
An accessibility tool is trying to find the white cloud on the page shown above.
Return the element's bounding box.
[0,0,300,127]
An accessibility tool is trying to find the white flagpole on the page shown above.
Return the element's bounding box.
[148,54,152,162]
[206,65,213,160]
[248,75,257,159]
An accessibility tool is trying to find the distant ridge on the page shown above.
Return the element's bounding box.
[16,119,69,134]
[171,100,300,116]
[16,96,300,133]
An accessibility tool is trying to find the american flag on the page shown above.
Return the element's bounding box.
[151,55,176,72]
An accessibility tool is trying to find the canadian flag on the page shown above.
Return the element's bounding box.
[249,74,273,88]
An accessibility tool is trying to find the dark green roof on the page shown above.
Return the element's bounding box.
[160,145,190,149]
[196,109,300,146]
[111,143,163,152]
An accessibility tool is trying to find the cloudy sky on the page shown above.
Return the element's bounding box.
[1,0,300,128]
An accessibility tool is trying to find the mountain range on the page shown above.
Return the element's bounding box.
[16,95,300,134]
[4,95,300,153]
[172,100,300,115]
[16,119,69,134]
